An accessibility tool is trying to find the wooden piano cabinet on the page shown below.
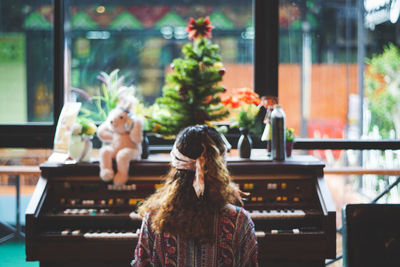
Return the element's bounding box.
[25,155,336,267]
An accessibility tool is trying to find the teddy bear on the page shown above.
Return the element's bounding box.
[97,97,143,185]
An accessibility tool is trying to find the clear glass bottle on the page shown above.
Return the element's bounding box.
[271,104,286,161]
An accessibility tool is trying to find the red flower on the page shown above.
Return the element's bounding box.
[187,17,214,40]
[222,88,261,108]
[222,96,240,108]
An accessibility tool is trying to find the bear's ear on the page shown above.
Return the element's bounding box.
[116,98,126,108]
[116,95,134,111]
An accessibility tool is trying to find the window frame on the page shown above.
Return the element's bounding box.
[1,0,399,150]
[0,0,64,148]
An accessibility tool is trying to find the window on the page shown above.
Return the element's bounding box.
[0,0,61,147]
[0,1,53,124]
[63,0,255,122]
[1,0,399,149]
[278,1,400,213]
[279,0,400,143]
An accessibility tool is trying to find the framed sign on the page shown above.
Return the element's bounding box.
[48,102,81,162]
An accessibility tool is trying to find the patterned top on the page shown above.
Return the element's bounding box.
[132,204,258,267]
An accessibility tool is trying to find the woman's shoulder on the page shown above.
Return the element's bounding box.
[223,204,252,221]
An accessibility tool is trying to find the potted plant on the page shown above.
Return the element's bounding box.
[286,128,295,157]
[149,17,229,138]
[222,88,261,158]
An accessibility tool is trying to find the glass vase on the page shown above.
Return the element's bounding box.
[68,135,93,162]
[237,128,252,158]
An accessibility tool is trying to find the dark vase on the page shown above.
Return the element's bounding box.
[141,132,150,159]
[286,140,293,157]
[238,128,252,158]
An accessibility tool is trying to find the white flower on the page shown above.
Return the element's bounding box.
[72,123,83,135]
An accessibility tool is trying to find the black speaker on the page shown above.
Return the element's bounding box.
[342,204,400,267]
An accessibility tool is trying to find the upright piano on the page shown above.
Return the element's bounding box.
[26,155,336,267]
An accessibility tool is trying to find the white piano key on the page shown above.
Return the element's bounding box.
[83,232,95,239]
[129,211,142,221]
[71,209,79,215]
[71,229,81,236]
[255,231,266,238]
[63,209,72,214]
[61,229,71,236]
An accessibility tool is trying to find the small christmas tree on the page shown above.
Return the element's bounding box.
[152,17,229,137]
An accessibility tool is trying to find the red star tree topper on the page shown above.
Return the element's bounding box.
[187,17,214,40]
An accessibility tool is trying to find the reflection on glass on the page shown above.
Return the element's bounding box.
[64,0,254,123]
[279,0,400,142]
[0,1,54,123]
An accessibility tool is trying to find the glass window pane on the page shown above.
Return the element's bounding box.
[279,0,400,140]
[0,1,54,124]
[64,0,253,122]
[0,148,50,225]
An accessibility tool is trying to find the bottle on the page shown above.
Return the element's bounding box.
[261,105,274,157]
[271,104,286,161]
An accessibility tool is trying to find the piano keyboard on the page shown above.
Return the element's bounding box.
[63,208,110,215]
[254,229,300,237]
[49,209,306,224]
[46,228,305,240]
[56,209,307,220]
[128,210,307,221]
[249,209,306,219]
[43,229,140,240]
[84,231,139,240]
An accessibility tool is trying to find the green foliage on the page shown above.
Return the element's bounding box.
[229,103,260,131]
[366,91,396,138]
[152,37,229,137]
[238,111,253,130]
[74,116,97,136]
[367,43,400,75]
[365,43,400,138]
[91,69,125,121]
[286,128,295,142]
[78,69,140,122]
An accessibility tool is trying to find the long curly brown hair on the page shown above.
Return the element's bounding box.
[138,125,237,242]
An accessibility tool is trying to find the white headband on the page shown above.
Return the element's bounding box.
[170,145,205,198]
